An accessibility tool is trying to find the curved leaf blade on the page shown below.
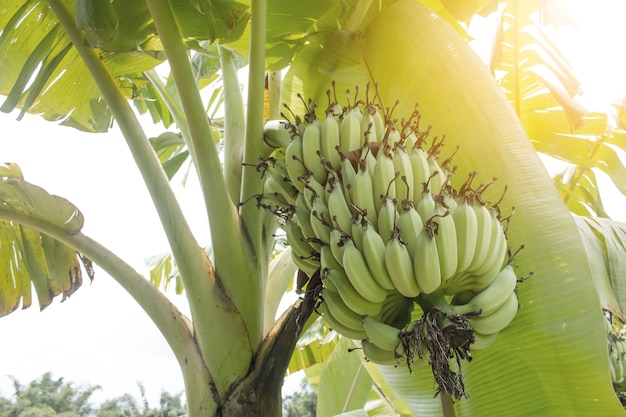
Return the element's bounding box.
[317,337,372,417]
[0,0,248,133]
[283,0,625,414]
[0,169,92,316]
[575,216,626,318]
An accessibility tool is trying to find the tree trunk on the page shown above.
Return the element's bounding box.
[219,300,309,416]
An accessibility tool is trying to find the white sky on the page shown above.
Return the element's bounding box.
[0,112,202,406]
[1,0,626,409]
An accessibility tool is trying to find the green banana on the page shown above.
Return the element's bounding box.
[294,194,319,250]
[361,102,385,144]
[392,146,414,207]
[302,120,327,184]
[361,145,378,180]
[325,267,383,317]
[363,316,402,351]
[472,209,506,276]
[342,238,388,303]
[351,159,378,227]
[321,299,368,340]
[409,147,431,203]
[396,200,423,259]
[341,107,363,153]
[432,205,458,282]
[469,291,518,335]
[320,244,343,272]
[361,339,400,366]
[385,229,421,297]
[323,288,366,331]
[309,194,332,245]
[467,211,508,292]
[263,166,298,206]
[416,184,436,221]
[372,149,397,213]
[453,198,478,273]
[321,273,339,293]
[320,112,342,171]
[329,228,347,266]
[427,155,444,194]
[290,247,319,278]
[372,108,385,144]
[377,196,398,244]
[452,264,517,316]
[385,126,402,149]
[285,134,308,192]
[412,222,442,294]
[301,174,326,212]
[351,215,366,250]
[339,151,357,204]
[263,120,292,149]
[361,222,396,290]
[466,201,493,271]
[326,176,354,234]
[285,220,318,261]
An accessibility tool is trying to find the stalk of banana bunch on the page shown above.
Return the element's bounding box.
[259,85,524,391]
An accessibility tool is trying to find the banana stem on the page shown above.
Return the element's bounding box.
[267,71,283,120]
[143,68,191,148]
[239,0,268,252]
[236,0,269,347]
[219,45,246,207]
[48,0,254,396]
[145,0,261,364]
[0,206,218,415]
[440,393,457,417]
[417,290,452,314]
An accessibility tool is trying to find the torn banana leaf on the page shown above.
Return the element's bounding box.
[0,163,93,316]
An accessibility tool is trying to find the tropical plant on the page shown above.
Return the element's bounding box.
[282,380,317,417]
[0,372,97,417]
[1,0,626,416]
[0,372,186,417]
[486,0,626,218]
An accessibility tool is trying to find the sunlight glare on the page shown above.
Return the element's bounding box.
[546,0,626,108]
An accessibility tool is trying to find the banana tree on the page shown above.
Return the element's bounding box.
[1,0,625,416]
[487,0,626,218]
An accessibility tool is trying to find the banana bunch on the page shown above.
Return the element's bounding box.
[258,85,521,366]
[606,317,626,385]
[449,265,519,346]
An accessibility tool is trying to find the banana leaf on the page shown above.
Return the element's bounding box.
[0,0,248,132]
[0,164,93,316]
[574,216,626,320]
[316,337,373,417]
[489,1,626,217]
[282,0,624,414]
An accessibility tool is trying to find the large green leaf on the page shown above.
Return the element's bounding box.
[283,0,625,414]
[288,316,338,375]
[316,337,373,417]
[0,164,93,316]
[0,0,249,132]
[0,1,156,131]
[575,216,626,320]
[532,133,626,196]
[552,164,609,218]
